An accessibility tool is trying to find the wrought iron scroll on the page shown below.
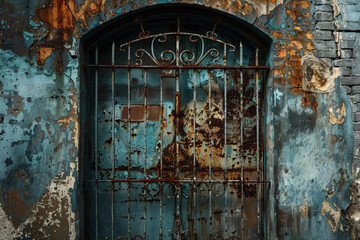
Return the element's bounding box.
[119,18,235,67]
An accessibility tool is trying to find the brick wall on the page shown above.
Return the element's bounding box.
[313,0,360,168]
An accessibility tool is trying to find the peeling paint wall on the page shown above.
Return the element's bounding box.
[0,0,357,239]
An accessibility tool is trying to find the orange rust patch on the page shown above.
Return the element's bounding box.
[232,0,242,9]
[299,0,310,8]
[57,118,70,128]
[36,0,76,41]
[274,69,283,76]
[306,33,313,40]
[285,9,297,20]
[240,3,252,16]
[301,96,318,113]
[331,135,337,144]
[288,40,302,49]
[306,42,315,50]
[289,88,302,95]
[89,0,105,14]
[271,31,283,39]
[35,47,55,66]
[277,48,286,58]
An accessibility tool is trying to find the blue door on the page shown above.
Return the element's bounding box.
[82,10,269,240]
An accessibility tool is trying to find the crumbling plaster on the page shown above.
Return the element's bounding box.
[0,0,356,239]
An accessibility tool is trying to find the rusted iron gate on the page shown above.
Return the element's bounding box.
[84,15,269,239]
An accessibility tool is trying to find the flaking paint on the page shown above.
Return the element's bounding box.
[0,0,355,239]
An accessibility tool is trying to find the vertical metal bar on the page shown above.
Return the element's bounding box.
[111,40,115,240]
[127,44,132,239]
[239,42,245,240]
[223,44,228,240]
[159,76,163,240]
[95,45,99,240]
[175,17,181,240]
[192,69,197,239]
[144,70,148,240]
[261,69,265,239]
[208,70,213,239]
[255,47,261,238]
[175,17,180,179]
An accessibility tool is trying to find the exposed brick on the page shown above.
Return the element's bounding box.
[315,21,335,30]
[339,21,360,31]
[354,131,360,141]
[343,6,360,21]
[355,141,360,154]
[353,35,360,75]
[334,59,354,67]
[315,0,331,4]
[354,112,360,122]
[350,95,360,104]
[314,12,333,21]
[339,32,357,41]
[341,49,353,58]
[340,76,360,86]
[352,86,360,94]
[314,30,333,40]
[342,86,351,94]
[314,5,333,12]
[314,40,336,49]
[341,40,355,49]
[353,103,357,113]
[315,49,337,58]
[336,67,352,76]
[354,123,360,131]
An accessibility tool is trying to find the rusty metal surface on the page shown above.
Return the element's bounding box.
[83,15,268,239]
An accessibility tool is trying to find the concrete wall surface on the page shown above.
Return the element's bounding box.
[0,0,358,239]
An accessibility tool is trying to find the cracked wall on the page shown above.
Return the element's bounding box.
[0,0,357,239]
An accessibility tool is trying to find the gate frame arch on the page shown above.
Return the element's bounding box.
[79,3,275,239]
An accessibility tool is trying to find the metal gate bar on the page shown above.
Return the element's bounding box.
[87,16,270,239]
[239,42,245,240]
[111,40,115,240]
[144,68,148,240]
[95,45,99,240]
[127,43,131,239]
[85,65,270,70]
[256,48,261,239]
[192,69,197,238]
[159,74,164,240]
[207,69,213,239]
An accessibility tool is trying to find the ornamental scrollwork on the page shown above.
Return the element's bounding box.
[120,32,235,67]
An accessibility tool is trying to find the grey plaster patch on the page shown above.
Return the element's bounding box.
[301,55,335,93]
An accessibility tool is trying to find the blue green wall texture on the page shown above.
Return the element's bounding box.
[0,0,354,239]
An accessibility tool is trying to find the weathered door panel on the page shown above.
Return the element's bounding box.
[83,14,268,240]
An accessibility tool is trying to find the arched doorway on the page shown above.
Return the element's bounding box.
[81,5,271,239]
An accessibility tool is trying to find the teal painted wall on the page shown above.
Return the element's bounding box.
[0,0,354,239]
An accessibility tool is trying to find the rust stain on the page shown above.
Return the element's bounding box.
[272,0,315,87]
[57,118,70,128]
[105,138,112,146]
[54,143,63,153]
[7,95,25,118]
[299,197,309,218]
[301,95,318,113]
[35,47,55,66]
[36,0,76,41]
